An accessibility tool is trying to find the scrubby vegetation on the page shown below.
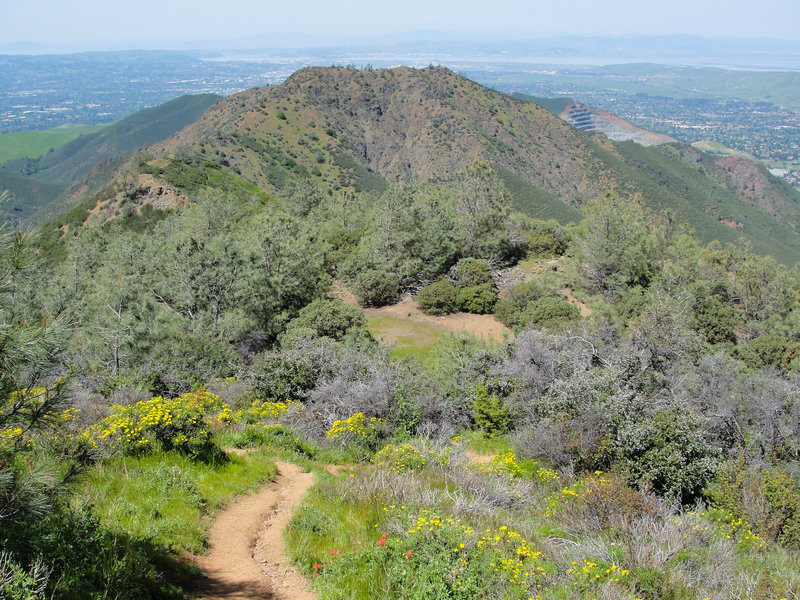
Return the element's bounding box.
[5,115,800,597]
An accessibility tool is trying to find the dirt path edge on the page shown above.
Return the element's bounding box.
[193,460,316,600]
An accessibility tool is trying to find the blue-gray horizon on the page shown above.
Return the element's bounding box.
[3,0,799,51]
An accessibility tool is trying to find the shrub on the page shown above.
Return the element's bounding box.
[372,442,451,473]
[737,331,799,371]
[456,283,498,314]
[417,259,499,315]
[0,552,49,600]
[707,462,800,548]
[353,269,400,308]
[84,390,226,460]
[449,259,498,313]
[522,219,567,257]
[448,258,494,288]
[326,412,383,450]
[237,400,303,424]
[616,407,720,503]
[372,443,427,473]
[416,280,459,315]
[694,298,739,346]
[284,298,367,341]
[493,280,550,329]
[472,383,511,437]
[523,296,580,330]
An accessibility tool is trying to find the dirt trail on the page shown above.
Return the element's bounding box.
[194,460,316,600]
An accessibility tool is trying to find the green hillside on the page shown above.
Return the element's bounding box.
[87,66,799,264]
[0,93,220,223]
[5,65,800,598]
[509,91,574,114]
[0,124,107,165]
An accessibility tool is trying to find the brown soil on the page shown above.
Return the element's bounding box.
[464,449,495,464]
[193,460,316,600]
[369,297,511,342]
[330,282,511,344]
[561,287,593,317]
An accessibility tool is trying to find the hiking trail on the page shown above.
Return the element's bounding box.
[193,460,316,600]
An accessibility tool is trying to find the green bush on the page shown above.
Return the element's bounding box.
[493,282,577,331]
[457,282,498,314]
[418,259,499,315]
[617,407,719,503]
[493,280,550,330]
[84,390,226,460]
[523,296,580,330]
[284,298,367,341]
[694,298,739,346]
[524,221,567,257]
[353,269,400,307]
[737,331,799,371]
[448,258,494,288]
[473,383,511,437]
[246,349,317,402]
[416,280,459,315]
[708,462,800,548]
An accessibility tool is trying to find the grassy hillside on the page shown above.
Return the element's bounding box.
[0,124,107,165]
[0,93,220,224]
[509,92,574,114]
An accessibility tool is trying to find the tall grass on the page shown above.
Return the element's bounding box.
[80,450,277,553]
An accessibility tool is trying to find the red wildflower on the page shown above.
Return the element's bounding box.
[329,549,341,555]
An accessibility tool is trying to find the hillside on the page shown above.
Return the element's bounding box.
[0,93,221,223]
[141,66,800,263]
[6,65,800,599]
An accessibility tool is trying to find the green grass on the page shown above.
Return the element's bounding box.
[456,430,513,455]
[493,164,583,224]
[287,441,800,600]
[366,314,445,359]
[0,124,107,165]
[691,140,758,161]
[80,449,277,553]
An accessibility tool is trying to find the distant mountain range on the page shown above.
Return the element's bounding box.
[3,34,799,70]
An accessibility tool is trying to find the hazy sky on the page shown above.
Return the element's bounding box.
[3,0,799,49]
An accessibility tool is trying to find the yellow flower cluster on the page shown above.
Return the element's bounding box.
[84,390,228,455]
[567,560,629,587]
[238,400,303,424]
[478,452,559,484]
[685,508,766,549]
[373,443,452,473]
[399,508,549,594]
[482,452,523,478]
[0,426,23,439]
[544,481,584,517]
[534,467,559,482]
[326,413,381,439]
[479,525,549,592]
